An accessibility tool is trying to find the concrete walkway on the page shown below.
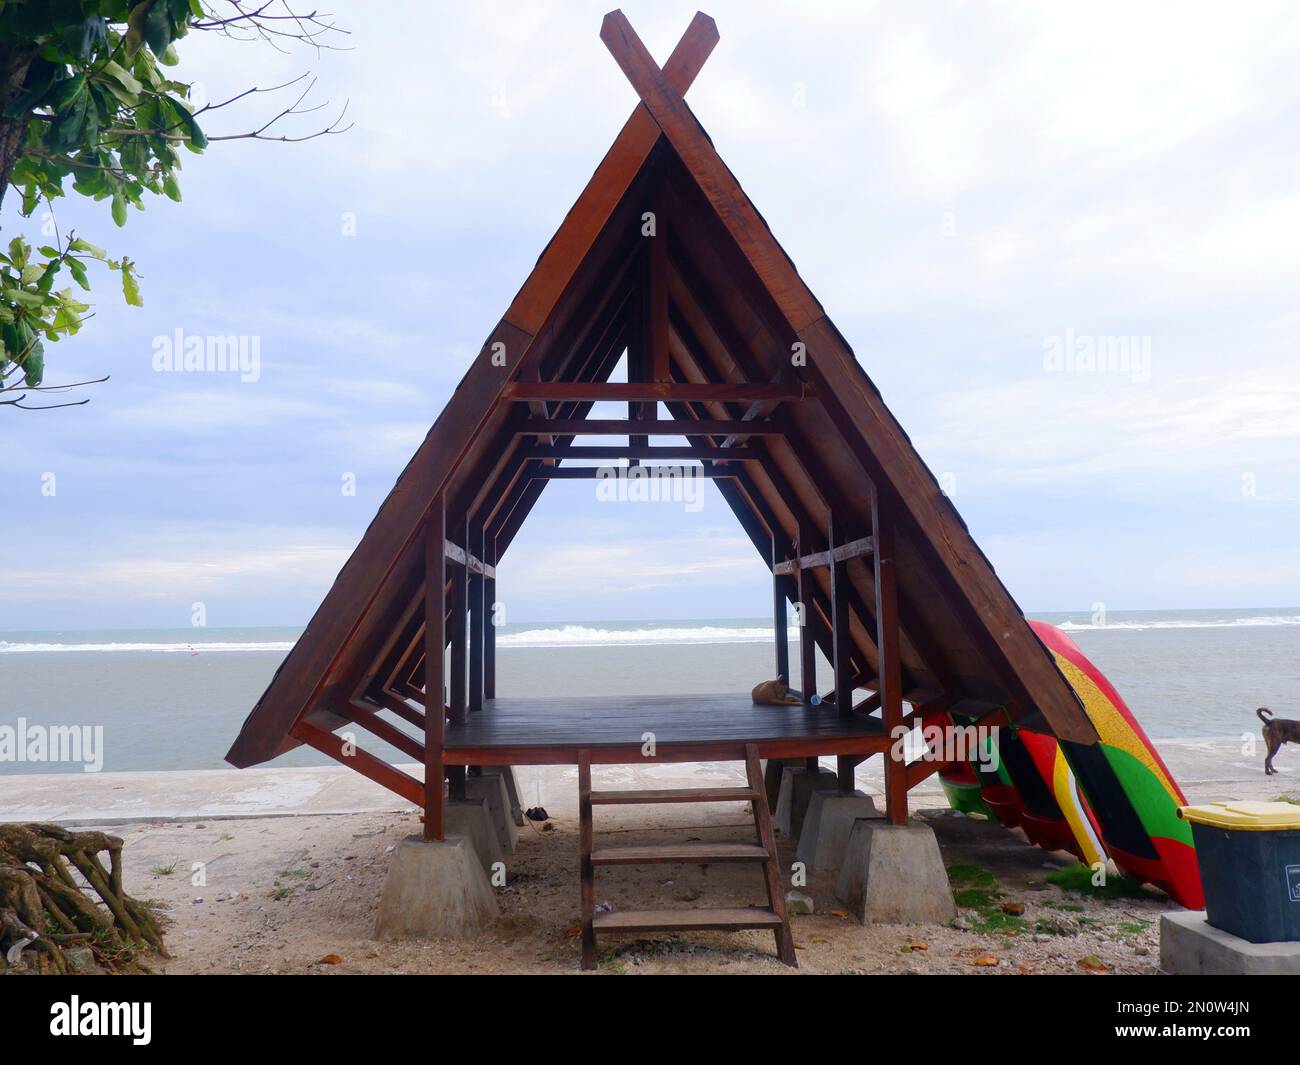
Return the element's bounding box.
[0,737,1292,825]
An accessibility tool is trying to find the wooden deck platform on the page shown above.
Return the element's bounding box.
[442,692,888,765]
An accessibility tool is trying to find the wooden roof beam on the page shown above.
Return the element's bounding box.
[503,381,808,404]
[516,417,780,437]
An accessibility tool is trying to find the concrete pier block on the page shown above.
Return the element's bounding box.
[795,790,880,873]
[464,772,518,852]
[444,798,503,873]
[774,766,840,837]
[1160,911,1300,975]
[375,835,498,940]
[835,820,956,924]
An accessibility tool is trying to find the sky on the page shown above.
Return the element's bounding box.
[3,0,1299,631]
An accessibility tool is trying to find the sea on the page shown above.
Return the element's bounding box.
[0,608,1296,775]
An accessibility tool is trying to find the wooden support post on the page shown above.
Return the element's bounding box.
[837,754,857,795]
[829,514,853,717]
[448,520,469,803]
[484,535,497,700]
[450,527,468,726]
[469,523,485,713]
[872,491,908,825]
[796,521,817,704]
[771,532,790,684]
[578,749,596,969]
[423,497,446,841]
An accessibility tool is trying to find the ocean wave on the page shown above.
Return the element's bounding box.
[0,641,295,654]
[496,624,801,648]
[1055,615,1300,632]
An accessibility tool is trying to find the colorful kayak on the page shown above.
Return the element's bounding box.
[939,621,1203,908]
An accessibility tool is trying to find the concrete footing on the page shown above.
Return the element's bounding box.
[835,819,956,924]
[444,799,503,873]
[374,835,498,940]
[1160,910,1300,974]
[795,790,880,873]
[464,772,518,852]
[774,767,840,837]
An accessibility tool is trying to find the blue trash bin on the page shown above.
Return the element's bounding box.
[1177,801,1300,944]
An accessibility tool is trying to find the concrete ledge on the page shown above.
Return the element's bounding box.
[796,790,880,873]
[1160,910,1300,975]
[836,819,956,924]
[498,766,525,827]
[464,772,518,852]
[375,835,498,940]
[774,767,840,838]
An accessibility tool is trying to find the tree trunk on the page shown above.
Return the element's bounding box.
[0,44,39,212]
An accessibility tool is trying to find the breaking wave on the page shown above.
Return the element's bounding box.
[1054,615,1300,632]
[0,641,295,654]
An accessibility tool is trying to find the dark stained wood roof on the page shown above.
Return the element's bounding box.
[226,12,1096,769]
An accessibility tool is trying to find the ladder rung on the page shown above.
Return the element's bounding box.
[593,907,784,933]
[590,842,769,865]
[589,786,761,805]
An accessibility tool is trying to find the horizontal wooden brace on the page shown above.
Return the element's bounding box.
[527,466,738,480]
[773,536,874,576]
[503,382,810,403]
[444,539,495,578]
[515,418,781,437]
[529,444,756,461]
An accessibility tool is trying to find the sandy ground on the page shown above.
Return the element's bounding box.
[121,804,1173,975]
[6,738,1294,975]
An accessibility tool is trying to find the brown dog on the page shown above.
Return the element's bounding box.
[752,677,803,706]
[1258,707,1300,775]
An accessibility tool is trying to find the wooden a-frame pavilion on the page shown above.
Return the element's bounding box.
[227,12,1097,963]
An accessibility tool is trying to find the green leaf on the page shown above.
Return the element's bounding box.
[36,261,60,294]
[22,342,44,387]
[162,172,181,202]
[125,1,153,57]
[145,2,172,55]
[69,237,107,259]
[67,258,90,290]
[122,266,142,307]
[167,99,207,149]
[48,84,91,151]
[97,60,143,107]
[111,190,128,227]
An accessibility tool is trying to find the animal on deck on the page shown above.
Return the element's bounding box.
[752,677,803,706]
[1257,707,1300,775]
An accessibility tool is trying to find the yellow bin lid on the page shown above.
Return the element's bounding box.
[1178,800,1300,830]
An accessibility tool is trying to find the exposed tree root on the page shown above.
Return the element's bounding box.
[0,823,166,974]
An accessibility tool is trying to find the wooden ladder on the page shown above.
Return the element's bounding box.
[577,743,797,969]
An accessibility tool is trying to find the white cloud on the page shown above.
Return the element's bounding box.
[500,533,766,597]
[5,525,350,603]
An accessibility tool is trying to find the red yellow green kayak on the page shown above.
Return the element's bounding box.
[939,621,1203,908]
